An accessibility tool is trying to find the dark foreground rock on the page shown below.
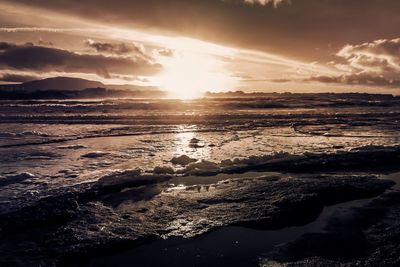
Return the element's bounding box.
[0,171,394,266]
[262,187,400,267]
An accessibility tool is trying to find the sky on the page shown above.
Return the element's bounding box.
[1,0,400,97]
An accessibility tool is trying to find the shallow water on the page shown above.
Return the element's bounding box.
[1,98,399,213]
[0,96,399,265]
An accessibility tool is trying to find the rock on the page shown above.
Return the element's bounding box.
[170,155,197,166]
[96,169,142,187]
[81,151,110,158]
[0,172,35,187]
[189,138,205,148]
[181,160,220,175]
[153,166,175,174]
[0,196,79,230]
[262,189,400,267]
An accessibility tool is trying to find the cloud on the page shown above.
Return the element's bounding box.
[336,38,400,79]
[270,78,291,83]
[306,73,400,87]
[155,48,174,57]
[243,0,290,7]
[4,0,400,65]
[308,38,400,88]
[84,39,148,58]
[0,73,41,82]
[0,42,16,50]
[0,42,161,79]
[38,38,54,46]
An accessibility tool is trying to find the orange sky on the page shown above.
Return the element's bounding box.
[1,0,400,96]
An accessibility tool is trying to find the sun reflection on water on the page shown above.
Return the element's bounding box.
[173,125,210,160]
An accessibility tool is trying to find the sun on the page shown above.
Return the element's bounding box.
[154,50,235,99]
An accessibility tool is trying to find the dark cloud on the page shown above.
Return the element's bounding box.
[242,0,290,7]
[0,42,16,50]
[85,39,131,54]
[38,38,54,46]
[0,73,41,82]
[308,38,400,88]
[84,39,148,58]
[5,0,400,62]
[2,0,400,92]
[0,42,162,78]
[306,74,400,88]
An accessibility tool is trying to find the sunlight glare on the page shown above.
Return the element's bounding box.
[152,40,236,99]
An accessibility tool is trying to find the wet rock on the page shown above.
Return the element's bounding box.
[95,169,142,187]
[267,146,400,173]
[186,145,400,176]
[153,166,175,174]
[170,155,197,166]
[188,138,205,148]
[262,186,400,267]
[81,151,110,158]
[154,174,393,238]
[220,159,234,167]
[0,196,79,231]
[179,160,220,175]
[0,172,394,266]
[93,169,170,198]
[0,172,35,187]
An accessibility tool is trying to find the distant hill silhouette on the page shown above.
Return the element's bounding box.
[22,77,105,91]
[0,76,167,99]
[0,77,159,92]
